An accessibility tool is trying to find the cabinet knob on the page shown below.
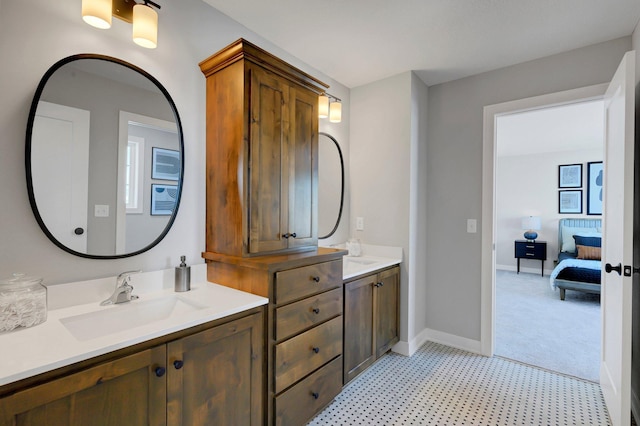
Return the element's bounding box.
[291,233,297,238]
[173,360,184,370]
[312,392,319,400]
[312,347,320,354]
[282,232,298,239]
[155,367,166,377]
[74,227,84,235]
[312,308,320,314]
[311,276,321,283]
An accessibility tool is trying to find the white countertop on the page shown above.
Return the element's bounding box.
[0,265,267,387]
[335,243,403,280]
[0,247,400,389]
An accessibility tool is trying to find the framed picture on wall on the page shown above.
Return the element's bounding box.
[559,190,583,214]
[558,163,582,188]
[151,147,180,181]
[587,161,603,215]
[151,184,178,215]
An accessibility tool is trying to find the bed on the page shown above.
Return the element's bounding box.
[549,218,602,300]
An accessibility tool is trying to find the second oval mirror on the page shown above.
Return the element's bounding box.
[26,54,184,259]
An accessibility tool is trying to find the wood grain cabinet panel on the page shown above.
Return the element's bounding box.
[343,266,400,384]
[167,312,263,426]
[275,260,342,304]
[0,310,264,426]
[0,347,167,426]
[199,39,328,257]
[276,287,342,341]
[274,356,342,426]
[275,316,342,394]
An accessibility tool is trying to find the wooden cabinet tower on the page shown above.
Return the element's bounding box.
[200,39,346,425]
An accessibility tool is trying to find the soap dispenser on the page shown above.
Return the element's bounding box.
[175,256,191,292]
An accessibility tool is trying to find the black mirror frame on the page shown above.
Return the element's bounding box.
[318,132,345,240]
[25,53,185,259]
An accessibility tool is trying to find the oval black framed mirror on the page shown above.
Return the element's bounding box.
[26,54,184,259]
[318,132,345,239]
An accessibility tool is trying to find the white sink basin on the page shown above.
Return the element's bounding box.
[60,296,207,341]
[343,257,381,276]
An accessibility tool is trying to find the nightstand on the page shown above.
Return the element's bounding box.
[514,240,547,276]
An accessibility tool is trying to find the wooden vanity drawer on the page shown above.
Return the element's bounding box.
[275,260,342,305]
[275,288,343,341]
[274,316,342,393]
[274,355,342,426]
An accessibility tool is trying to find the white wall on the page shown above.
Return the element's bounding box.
[496,149,603,274]
[0,0,350,285]
[349,71,429,351]
[426,37,631,343]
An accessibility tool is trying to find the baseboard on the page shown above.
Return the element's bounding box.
[496,264,553,277]
[392,328,482,357]
[632,385,640,426]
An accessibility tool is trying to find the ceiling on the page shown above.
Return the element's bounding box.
[201,0,640,88]
[496,100,604,157]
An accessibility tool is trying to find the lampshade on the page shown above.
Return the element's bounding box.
[132,3,158,49]
[521,216,541,231]
[521,216,541,241]
[329,101,342,123]
[82,0,112,29]
[318,95,329,118]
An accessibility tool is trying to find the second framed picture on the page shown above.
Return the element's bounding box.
[559,190,583,214]
[587,161,603,215]
[558,163,582,188]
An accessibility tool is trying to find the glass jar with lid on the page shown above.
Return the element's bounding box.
[0,273,47,332]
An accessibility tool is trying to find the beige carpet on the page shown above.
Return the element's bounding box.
[494,269,600,382]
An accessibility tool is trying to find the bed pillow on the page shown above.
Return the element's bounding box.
[573,235,602,248]
[561,226,601,253]
[576,244,601,260]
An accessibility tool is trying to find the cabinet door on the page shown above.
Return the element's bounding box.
[167,311,263,426]
[343,274,375,384]
[287,86,318,249]
[375,267,400,358]
[249,65,290,254]
[0,346,167,426]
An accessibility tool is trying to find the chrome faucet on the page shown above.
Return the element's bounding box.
[100,270,141,306]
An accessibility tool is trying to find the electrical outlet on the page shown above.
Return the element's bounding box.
[467,219,477,233]
[356,217,364,231]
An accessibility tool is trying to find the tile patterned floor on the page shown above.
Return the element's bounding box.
[308,342,611,425]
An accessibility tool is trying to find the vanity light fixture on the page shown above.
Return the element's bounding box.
[319,92,342,123]
[82,0,161,49]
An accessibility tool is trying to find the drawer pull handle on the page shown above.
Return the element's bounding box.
[312,276,321,283]
[312,392,319,400]
[525,253,535,257]
[312,308,320,314]
[282,232,298,239]
[173,360,184,370]
[526,245,535,248]
[312,347,320,354]
[155,367,166,377]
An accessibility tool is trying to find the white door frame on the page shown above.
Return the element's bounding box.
[480,83,608,356]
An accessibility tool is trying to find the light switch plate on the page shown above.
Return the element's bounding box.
[95,204,110,217]
[467,219,477,233]
[356,217,364,231]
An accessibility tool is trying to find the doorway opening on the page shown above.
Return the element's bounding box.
[479,83,608,368]
[492,100,604,382]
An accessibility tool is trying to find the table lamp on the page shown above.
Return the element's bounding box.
[521,216,541,242]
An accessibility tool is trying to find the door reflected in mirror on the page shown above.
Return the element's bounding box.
[26,55,184,259]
